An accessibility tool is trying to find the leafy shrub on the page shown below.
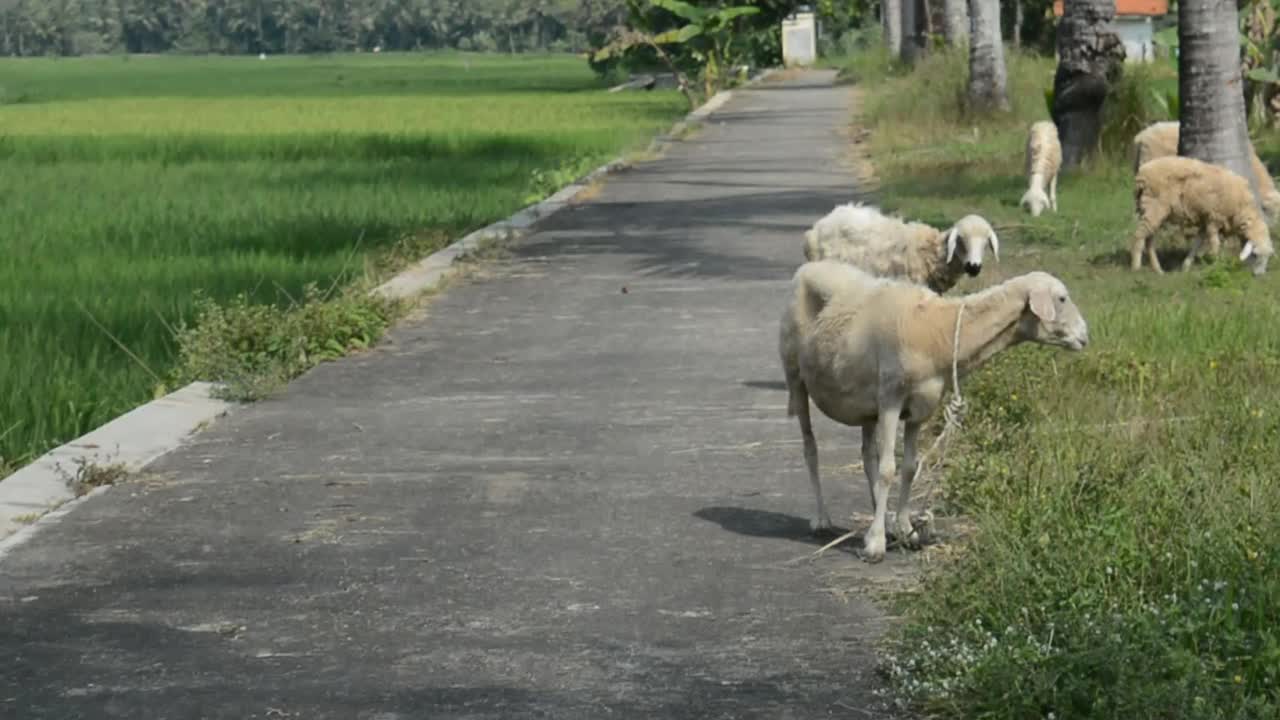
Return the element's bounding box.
[174,285,398,401]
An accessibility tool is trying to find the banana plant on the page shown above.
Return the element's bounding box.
[591,0,760,107]
[649,0,760,98]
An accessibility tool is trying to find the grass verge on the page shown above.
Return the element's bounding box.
[847,44,1280,719]
[0,52,685,471]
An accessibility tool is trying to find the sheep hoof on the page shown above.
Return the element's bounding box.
[860,548,886,564]
[811,513,836,535]
[860,533,886,563]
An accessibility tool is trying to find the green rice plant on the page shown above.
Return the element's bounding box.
[0,52,685,471]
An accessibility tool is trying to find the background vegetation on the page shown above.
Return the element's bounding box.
[838,43,1280,719]
[0,52,684,474]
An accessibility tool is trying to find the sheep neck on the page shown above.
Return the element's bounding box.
[943,283,1027,379]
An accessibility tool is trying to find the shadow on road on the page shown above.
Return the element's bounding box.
[692,506,862,554]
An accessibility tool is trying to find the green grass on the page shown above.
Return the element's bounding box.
[0,52,685,472]
[848,45,1280,719]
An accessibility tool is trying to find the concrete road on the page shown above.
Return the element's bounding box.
[1,70,916,719]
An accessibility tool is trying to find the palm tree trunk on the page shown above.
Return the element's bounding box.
[967,0,1009,110]
[1051,0,1125,169]
[1179,0,1262,204]
[943,0,968,46]
[883,0,903,56]
[1013,0,1023,48]
[900,0,919,62]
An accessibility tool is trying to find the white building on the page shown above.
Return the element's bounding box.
[782,7,817,67]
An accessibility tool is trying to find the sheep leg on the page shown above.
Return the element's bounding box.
[1132,205,1168,272]
[893,421,922,549]
[1146,234,1165,274]
[1183,234,1205,270]
[1205,224,1222,259]
[862,405,901,563]
[860,424,878,510]
[794,386,833,533]
[1129,226,1151,271]
[1049,174,1058,212]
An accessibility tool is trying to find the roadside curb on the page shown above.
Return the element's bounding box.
[0,382,231,551]
[371,68,777,301]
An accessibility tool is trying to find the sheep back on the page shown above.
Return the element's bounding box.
[1025,121,1062,181]
[1135,156,1270,249]
[803,203,951,291]
[1132,121,1280,216]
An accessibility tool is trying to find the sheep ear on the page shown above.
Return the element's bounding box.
[1241,241,1255,261]
[990,232,1000,262]
[945,228,959,263]
[1029,287,1056,322]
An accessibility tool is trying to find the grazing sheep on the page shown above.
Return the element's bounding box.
[802,203,1000,294]
[779,261,1089,562]
[1131,156,1275,276]
[1019,121,1061,217]
[1132,121,1280,218]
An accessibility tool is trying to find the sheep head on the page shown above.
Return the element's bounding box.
[1015,272,1089,351]
[944,214,1000,277]
[1019,188,1051,217]
[1240,226,1275,276]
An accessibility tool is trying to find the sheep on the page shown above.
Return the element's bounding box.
[779,260,1089,562]
[1132,120,1280,218]
[802,203,1000,294]
[1130,156,1275,276]
[1019,121,1061,217]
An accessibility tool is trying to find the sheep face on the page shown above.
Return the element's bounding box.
[945,215,1000,277]
[1242,243,1273,275]
[1016,273,1090,351]
[1240,232,1275,276]
[1020,189,1050,217]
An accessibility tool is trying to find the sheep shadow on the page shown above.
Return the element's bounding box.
[1088,247,1193,269]
[692,506,862,554]
[741,380,787,392]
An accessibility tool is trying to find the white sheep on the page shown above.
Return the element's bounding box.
[1019,121,1061,217]
[779,261,1089,562]
[1132,120,1280,218]
[802,203,1000,294]
[1131,155,1275,276]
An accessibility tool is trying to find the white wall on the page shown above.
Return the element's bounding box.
[782,12,817,67]
[1112,17,1155,63]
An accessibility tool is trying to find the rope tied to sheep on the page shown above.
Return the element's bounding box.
[811,302,968,558]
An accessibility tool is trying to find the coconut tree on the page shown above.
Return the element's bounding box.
[1179,0,1262,203]
[883,0,903,56]
[942,0,967,46]
[1051,0,1125,169]
[967,0,1009,110]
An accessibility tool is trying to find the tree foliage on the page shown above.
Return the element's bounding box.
[0,0,630,56]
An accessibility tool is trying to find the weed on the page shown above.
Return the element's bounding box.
[172,285,400,401]
[57,455,130,498]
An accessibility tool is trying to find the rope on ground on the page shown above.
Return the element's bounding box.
[811,302,968,559]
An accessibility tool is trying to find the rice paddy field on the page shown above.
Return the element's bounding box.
[0,53,686,473]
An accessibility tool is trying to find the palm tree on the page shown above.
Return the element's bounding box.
[966,0,1008,111]
[1051,0,1124,169]
[883,0,902,57]
[1178,0,1261,203]
[942,0,967,47]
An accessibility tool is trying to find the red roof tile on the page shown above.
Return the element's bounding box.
[1052,0,1168,17]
